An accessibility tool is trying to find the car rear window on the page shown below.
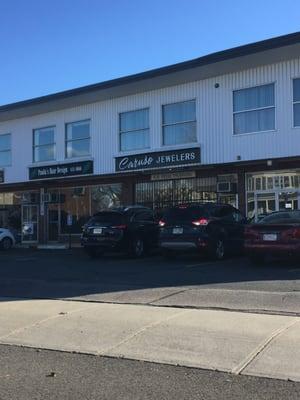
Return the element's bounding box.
[162,206,208,222]
[88,212,125,226]
[259,211,300,224]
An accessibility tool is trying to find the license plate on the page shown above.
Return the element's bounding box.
[93,228,103,234]
[263,233,277,241]
[173,227,183,235]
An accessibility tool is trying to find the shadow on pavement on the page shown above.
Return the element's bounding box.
[0,247,299,303]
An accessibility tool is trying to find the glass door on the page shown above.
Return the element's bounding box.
[22,205,39,242]
[255,192,276,218]
[47,204,60,242]
[279,191,299,211]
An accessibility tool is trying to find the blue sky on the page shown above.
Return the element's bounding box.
[0,0,299,105]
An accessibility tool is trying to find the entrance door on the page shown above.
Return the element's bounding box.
[48,204,60,242]
[22,205,38,242]
[255,192,276,218]
[279,191,299,211]
[252,191,300,221]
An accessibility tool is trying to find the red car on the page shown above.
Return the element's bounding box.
[245,210,300,264]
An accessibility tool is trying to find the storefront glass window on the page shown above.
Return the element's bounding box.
[59,187,90,234]
[91,184,122,213]
[135,177,217,211]
[0,192,22,239]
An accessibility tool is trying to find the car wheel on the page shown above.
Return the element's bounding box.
[130,238,144,258]
[1,237,12,250]
[212,239,225,261]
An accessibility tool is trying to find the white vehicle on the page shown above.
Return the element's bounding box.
[0,228,15,250]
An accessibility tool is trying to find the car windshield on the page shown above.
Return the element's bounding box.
[258,211,300,224]
[162,206,207,222]
[88,212,125,226]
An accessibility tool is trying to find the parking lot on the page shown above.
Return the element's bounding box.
[0,249,299,315]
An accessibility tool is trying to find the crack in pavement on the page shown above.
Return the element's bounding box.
[231,318,300,375]
[0,303,93,342]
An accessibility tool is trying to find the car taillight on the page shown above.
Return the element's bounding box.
[112,224,127,230]
[244,228,259,240]
[158,220,166,227]
[290,228,300,239]
[192,218,209,226]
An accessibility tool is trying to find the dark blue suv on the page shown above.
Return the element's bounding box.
[158,203,246,260]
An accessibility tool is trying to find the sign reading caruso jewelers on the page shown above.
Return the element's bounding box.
[115,148,201,172]
[29,160,93,180]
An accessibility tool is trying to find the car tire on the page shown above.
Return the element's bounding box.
[1,237,13,250]
[211,238,225,261]
[130,237,144,258]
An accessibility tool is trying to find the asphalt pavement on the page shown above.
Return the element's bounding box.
[1,344,299,400]
[0,249,299,314]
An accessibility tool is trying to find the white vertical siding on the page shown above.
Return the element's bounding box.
[1,57,300,184]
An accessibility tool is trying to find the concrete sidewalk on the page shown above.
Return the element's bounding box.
[0,298,299,382]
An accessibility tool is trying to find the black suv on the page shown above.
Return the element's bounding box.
[159,203,246,259]
[81,206,159,257]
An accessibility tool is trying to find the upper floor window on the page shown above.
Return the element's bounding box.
[0,134,11,166]
[162,100,196,145]
[293,78,300,127]
[66,120,90,158]
[119,108,149,151]
[33,126,55,162]
[233,83,275,134]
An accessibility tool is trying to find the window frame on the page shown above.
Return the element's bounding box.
[162,99,197,146]
[65,119,91,159]
[119,107,150,152]
[0,133,12,167]
[292,78,300,128]
[232,82,276,136]
[32,125,56,163]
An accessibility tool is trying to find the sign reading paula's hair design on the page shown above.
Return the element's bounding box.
[115,147,200,172]
[29,160,93,180]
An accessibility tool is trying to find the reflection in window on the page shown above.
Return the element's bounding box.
[33,127,55,162]
[162,100,196,145]
[66,120,90,158]
[0,134,11,166]
[293,79,300,127]
[233,84,275,134]
[119,109,149,151]
[60,187,90,234]
[91,184,122,213]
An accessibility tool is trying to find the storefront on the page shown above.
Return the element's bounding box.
[246,170,300,220]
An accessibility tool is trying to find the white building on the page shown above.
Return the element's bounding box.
[1,32,300,244]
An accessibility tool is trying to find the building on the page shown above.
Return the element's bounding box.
[1,32,300,244]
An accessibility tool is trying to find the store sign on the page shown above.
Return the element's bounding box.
[115,147,200,172]
[0,170,4,183]
[29,160,93,180]
[151,171,196,181]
